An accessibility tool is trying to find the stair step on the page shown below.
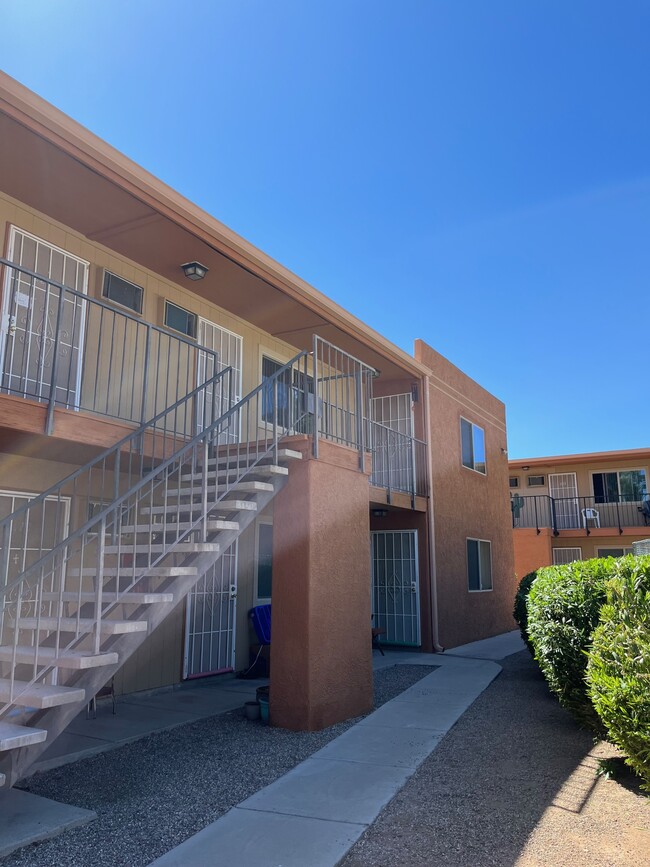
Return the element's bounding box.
[0,722,48,750]
[41,592,174,605]
[168,481,273,497]
[69,567,198,578]
[17,617,147,635]
[206,448,303,468]
[179,465,288,483]
[0,646,118,670]
[120,520,239,535]
[141,500,257,516]
[0,679,86,709]
[103,542,219,554]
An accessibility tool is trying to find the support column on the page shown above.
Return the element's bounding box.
[270,439,373,730]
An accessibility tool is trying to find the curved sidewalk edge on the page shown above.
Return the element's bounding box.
[149,652,503,867]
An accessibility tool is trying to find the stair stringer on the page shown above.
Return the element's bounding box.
[0,476,287,787]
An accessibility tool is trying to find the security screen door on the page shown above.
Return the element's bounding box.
[184,540,238,678]
[196,317,243,440]
[0,227,88,407]
[371,530,421,646]
[549,472,580,529]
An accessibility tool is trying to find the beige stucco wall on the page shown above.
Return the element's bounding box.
[511,458,649,499]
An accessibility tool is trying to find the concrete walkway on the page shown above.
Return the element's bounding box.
[150,630,524,867]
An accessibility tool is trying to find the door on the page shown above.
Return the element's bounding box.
[196,317,243,440]
[183,540,238,678]
[371,530,421,646]
[1,227,88,407]
[549,472,580,529]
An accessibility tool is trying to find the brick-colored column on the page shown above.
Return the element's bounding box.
[270,439,373,730]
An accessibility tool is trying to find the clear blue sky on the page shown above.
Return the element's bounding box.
[2,0,649,458]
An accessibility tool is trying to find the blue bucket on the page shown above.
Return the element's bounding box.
[258,695,269,724]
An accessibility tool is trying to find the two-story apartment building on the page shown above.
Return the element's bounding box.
[510,448,650,578]
[0,72,515,788]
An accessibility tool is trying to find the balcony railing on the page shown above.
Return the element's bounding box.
[0,259,221,433]
[369,420,428,501]
[512,494,650,535]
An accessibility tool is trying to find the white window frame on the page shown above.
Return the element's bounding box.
[466,537,492,592]
[596,546,634,558]
[163,300,197,339]
[590,468,648,502]
[460,417,486,475]
[552,547,583,565]
[254,517,274,605]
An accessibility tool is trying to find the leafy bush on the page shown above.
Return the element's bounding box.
[527,559,611,733]
[513,570,538,655]
[587,555,650,791]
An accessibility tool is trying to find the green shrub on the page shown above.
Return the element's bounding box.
[527,558,611,733]
[513,570,538,655]
[587,555,650,791]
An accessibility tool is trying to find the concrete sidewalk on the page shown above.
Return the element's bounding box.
[150,630,524,867]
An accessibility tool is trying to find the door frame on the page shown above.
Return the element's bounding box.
[1,226,89,409]
[371,528,421,647]
[549,472,580,530]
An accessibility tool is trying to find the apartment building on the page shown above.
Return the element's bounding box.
[510,448,650,578]
[0,72,515,787]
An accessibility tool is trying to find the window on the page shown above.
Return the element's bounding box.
[460,418,486,474]
[261,355,314,430]
[509,477,519,488]
[527,475,545,487]
[552,548,582,565]
[102,271,143,314]
[592,469,647,504]
[256,521,273,601]
[164,301,197,338]
[596,547,633,559]
[467,539,492,591]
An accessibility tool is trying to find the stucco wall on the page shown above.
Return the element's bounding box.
[415,339,516,648]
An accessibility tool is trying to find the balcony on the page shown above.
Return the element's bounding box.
[512,494,650,535]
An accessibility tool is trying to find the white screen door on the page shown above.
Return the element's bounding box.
[549,472,580,529]
[1,227,88,407]
[371,530,421,646]
[196,317,243,440]
[183,540,238,678]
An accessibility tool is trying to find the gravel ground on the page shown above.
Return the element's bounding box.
[342,651,650,867]
[7,663,436,866]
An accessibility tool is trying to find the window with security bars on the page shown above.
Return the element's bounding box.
[552,548,582,566]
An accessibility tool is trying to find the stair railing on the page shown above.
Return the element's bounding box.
[0,348,315,715]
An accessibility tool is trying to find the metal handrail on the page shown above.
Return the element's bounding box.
[368,419,428,499]
[0,348,311,712]
[511,493,650,533]
[0,258,220,431]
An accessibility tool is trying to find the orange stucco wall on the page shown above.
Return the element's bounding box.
[513,529,553,579]
[415,339,516,648]
[270,439,373,730]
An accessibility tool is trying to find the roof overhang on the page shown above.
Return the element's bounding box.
[509,448,650,470]
[0,72,428,384]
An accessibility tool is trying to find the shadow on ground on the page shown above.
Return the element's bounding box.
[342,650,649,867]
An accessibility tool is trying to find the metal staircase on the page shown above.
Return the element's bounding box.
[0,350,312,788]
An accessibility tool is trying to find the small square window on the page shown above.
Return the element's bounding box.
[467,538,492,591]
[164,301,197,338]
[461,418,486,474]
[509,477,519,488]
[527,475,545,487]
[102,271,143,314]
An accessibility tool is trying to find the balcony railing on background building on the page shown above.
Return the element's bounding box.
[512,494,650,535]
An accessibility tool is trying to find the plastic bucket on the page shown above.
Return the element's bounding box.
[258,695,269,724]
[244,701,260,721]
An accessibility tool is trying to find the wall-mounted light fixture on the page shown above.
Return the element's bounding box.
[372,509,388,518]
[181,261,209,281]
[501,448,508,456]
[522,465,530,471]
